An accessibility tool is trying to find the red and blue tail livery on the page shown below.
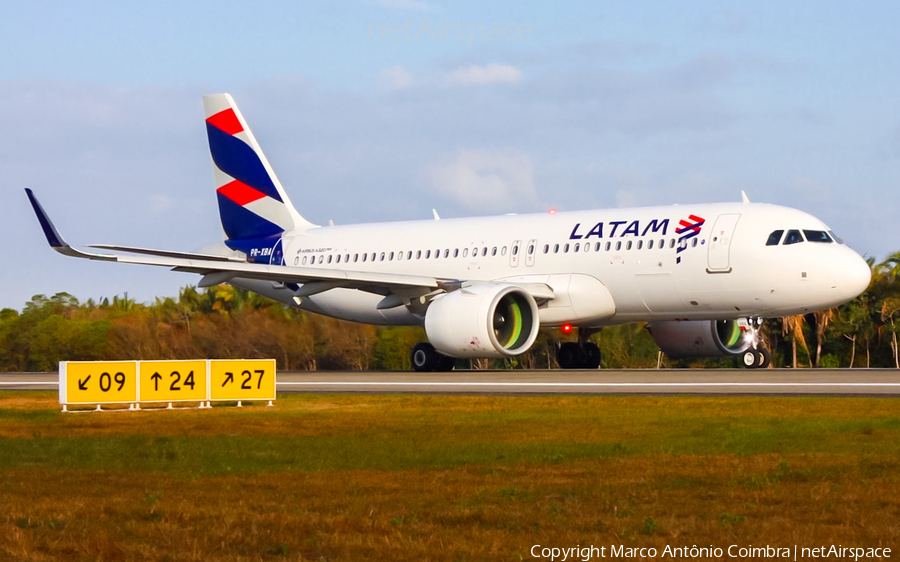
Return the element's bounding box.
[203,94,315,241]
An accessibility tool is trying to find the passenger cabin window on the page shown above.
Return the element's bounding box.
[766,230,784,246]
[501,247,508,256]
[543,244,549,254]
[302,256,308,265]
[648,240,654,249]
[595,242,601,251]
[783,230,804,245]
[804,230,832,243]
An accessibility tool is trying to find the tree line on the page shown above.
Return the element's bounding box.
[1,251,898,372]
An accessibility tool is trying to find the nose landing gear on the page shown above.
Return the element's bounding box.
[740,318,771,369]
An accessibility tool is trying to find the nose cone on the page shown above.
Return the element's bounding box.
[843,250,872,300]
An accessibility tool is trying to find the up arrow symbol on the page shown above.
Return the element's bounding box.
[78,375,91,391]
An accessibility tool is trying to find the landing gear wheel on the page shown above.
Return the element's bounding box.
[582,342,602,369]
[756,347,771,369]
[742,349,760,369]
[557,342,586,369]
[411,342,439,372]
[436,354,456,372]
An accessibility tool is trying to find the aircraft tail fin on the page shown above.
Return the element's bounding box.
[203,94,316,240]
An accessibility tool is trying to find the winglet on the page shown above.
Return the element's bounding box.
[25,188,67,248]
[741,190,750,204]
[432,209,440,221]
[25,189,116,261]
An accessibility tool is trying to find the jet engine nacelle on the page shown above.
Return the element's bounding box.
[647,319,753,358]
[425,284,540,358]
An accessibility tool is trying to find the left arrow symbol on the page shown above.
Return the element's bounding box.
[78,375,91,390]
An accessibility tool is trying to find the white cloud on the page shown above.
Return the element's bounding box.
[447,64,522,86]
[374,0,432,10]
[146,194,173,213]
[379,65,413,90]
[430,149,537,212]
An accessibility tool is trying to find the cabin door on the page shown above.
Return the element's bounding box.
[707,214,740,273]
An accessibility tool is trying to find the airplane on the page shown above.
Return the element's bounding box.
[26,94,872,371]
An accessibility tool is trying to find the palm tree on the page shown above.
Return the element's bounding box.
[812,308,836,368]
[876,251,900,368]
[781,315,810,368]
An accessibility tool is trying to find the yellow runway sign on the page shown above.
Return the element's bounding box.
[59,359,276,408]
[139,360,208,403]
[60,361,138,404]
[210,359,276,401]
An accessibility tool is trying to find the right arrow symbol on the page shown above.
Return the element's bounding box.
[78,375,90,391]
[222,372,234,387]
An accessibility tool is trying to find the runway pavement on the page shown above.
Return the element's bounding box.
[2,369,900,396]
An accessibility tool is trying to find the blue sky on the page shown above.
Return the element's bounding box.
[2,0,898,310]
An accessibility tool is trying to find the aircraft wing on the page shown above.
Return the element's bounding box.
[25,189,445,298]
[25,189,446,294]
[26,189,557,307]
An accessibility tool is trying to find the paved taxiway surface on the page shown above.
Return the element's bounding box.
[2,370,900,396]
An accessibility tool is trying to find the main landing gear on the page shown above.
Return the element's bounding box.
[556,327,602,370]
[411,342,456,372]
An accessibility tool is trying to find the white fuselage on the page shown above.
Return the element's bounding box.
[237,201,870,327]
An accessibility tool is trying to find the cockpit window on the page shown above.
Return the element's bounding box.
[766,230,784,246]
[828,230,844,244]
[803,230,832,243]
[783,229,804,245]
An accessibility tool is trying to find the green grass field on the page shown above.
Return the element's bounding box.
[1,392,899,560]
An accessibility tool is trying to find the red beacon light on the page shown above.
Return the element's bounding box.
[561,323,573,335]
[548,207,557,215]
